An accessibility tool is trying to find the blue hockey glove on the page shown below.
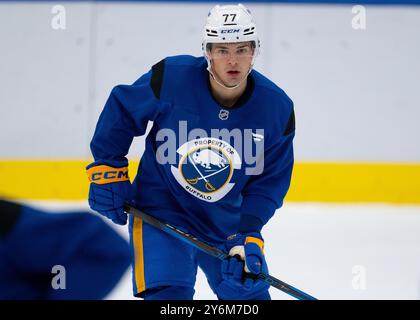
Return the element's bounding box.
[86,164,132,225]
[221,232,267,291]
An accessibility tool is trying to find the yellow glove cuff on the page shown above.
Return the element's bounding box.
[86,165,129,184]
[245,236,265,255]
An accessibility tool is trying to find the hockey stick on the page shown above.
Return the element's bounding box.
[186,165,229,185]
[187,155,216,191]
[124,203,318,300]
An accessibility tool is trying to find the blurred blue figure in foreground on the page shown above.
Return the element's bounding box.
[0,199,130,300]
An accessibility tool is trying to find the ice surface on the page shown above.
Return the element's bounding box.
[23,201,420,300]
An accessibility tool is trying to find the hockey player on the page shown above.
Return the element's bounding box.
[0,199,130,299]
[86,4,295,300]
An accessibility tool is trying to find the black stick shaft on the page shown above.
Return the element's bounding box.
[124,204,317,300]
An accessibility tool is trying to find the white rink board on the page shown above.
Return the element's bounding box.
[0,3,419,162]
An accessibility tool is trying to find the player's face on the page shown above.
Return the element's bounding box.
[208,42,254,87]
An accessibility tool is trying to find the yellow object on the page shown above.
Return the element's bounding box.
[245,236,265,255]
[287,162,420,204]
[133,216,146,294]
[86,165,129,184]
[0,160,419,204]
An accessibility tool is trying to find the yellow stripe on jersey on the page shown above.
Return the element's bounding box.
[133,216,146,294]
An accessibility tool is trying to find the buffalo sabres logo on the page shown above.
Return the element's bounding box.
[171,137,241,202]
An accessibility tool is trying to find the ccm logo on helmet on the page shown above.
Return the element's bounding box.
[221,29,240,34]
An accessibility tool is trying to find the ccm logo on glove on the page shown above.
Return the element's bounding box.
[87,165,129,184]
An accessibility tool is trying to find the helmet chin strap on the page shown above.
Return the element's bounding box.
[207,64,251,90]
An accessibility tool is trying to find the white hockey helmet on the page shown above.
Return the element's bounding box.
[202,4,260,67]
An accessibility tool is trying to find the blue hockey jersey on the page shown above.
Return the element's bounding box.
[90,55,295,244]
